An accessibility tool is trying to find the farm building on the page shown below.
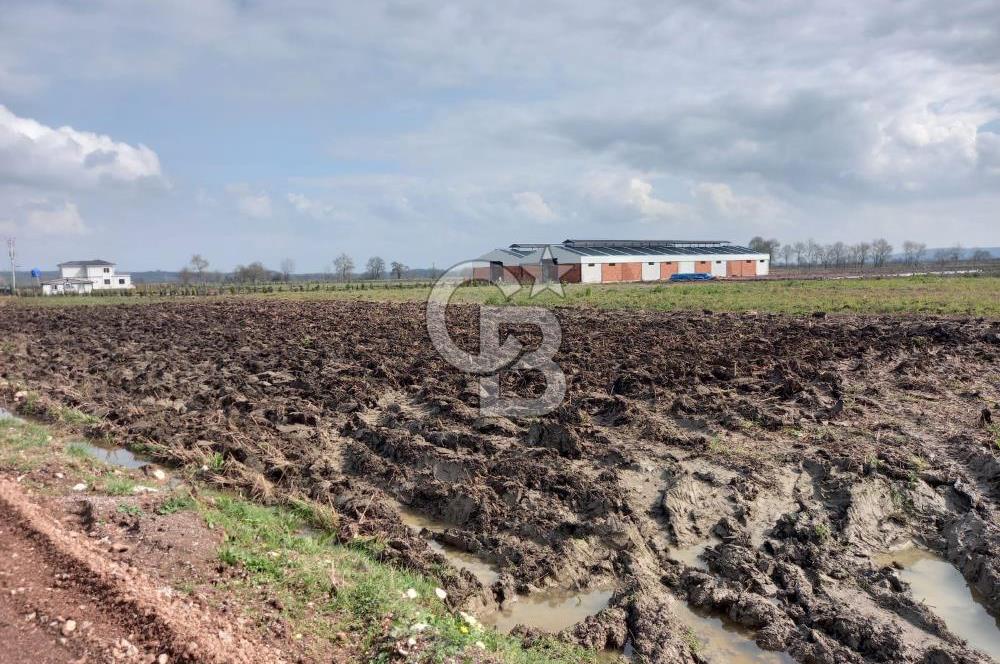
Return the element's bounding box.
[42,260,134,295]
[476,239,769,284]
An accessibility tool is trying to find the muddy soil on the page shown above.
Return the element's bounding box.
[1,300,999,663]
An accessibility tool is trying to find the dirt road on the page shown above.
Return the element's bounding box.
[0,475,289,664]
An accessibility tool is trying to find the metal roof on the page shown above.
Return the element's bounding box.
[57,259,115,267]
[508,240,756,257]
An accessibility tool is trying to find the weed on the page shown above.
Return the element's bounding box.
[206,452,225,472]
[117,503,143,516]
[56,406,99,427]
[158,493,196,515]
[65,442,93,459]
[682,627,702,653]
[813,522,832,543]
[104,477,136,496]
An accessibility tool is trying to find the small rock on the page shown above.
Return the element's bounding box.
[55,473,64,479]
[72,483,87,492]
[61,619,77,635]
[404,588,418,599]
[434,587,447,601]
[157,655,169,664]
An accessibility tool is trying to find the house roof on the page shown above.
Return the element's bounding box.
[58,259,115,267]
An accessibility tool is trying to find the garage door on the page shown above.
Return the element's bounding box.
[660,261,679,279]
[695,260,712,274]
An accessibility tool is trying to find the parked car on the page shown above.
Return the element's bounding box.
[669,273,715,282]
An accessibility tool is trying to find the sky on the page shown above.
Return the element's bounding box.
[0,1,998,273]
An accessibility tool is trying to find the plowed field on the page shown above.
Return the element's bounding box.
[2,300,999,663]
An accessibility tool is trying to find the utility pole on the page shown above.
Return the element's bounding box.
[6,238,15,296]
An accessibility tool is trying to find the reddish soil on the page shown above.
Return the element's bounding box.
[1,300,999,663]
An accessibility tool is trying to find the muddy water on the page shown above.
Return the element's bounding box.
[671,538,719,570]
[395,505,499,586]
[481,587,614,634]
[72,441,149,469]
[671,599,796,664]
[876,547,1000,660]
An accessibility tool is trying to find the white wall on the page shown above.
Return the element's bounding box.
[581,262,602,283]
[711,260,727,277]
[640,261,659,281]
[59,266,84,278]
[678,260,695,273]
[757,259,770,276]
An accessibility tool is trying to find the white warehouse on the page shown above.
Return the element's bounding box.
[42,260,134,295]
[476,239,770,284]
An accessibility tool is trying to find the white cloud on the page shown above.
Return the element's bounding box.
[227,183,272,219]
[24,201,88,236]
[287,192,335,219]
[692,182,786,219]
[0,104,163,190]
[512,191,557,222]
[583,174,692,223]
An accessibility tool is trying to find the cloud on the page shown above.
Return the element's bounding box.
[0,104,163,190]
[692,182,786,219]
[512,191,557,222]
[24,201,88,236]
[584,174,692,223]
[287,192,335,219]
[227,183,272,219]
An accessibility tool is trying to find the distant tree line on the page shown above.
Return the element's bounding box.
[749,237,993,270]
[177,253,415,285]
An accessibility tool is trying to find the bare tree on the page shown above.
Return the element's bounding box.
[178,267,193,285]
[933,247,950,268]
[280,258,295,282]
[190,254,210,281]
[780,244,795,265]
[902,241,927,266]
[366,256,385,280]
[233,262,270,283]
[333,253,354,282]
[749,236,781,262]
[390,261,408,280]
[970,248,992,264]
[871,238,893,267]
[792,241,807,265]
[805,239,822,266]
[856,242,871,268]
[827,242,847,268]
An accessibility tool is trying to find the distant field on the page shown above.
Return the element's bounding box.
[5,274,999,316]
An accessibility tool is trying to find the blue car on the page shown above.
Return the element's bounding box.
[669,273,714,282]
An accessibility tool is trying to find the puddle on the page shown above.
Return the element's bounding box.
[71,441,149,469]
[481,587,614,634]
[671,599,796,663]
[875,547,1000,660]
[396,504,499,587]
[598,640,634,662]
[0,407,18,421]
[671,538,719,570]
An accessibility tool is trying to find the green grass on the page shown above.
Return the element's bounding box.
[201,493,600,662]
[117,503,143,516]
[157,492,197,515]
[0,418,52,469]
[11,274,1000,316]
[65,442,94,459]
[104,477,137,496]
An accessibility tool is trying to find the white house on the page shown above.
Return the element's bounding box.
[42,259,134,295]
